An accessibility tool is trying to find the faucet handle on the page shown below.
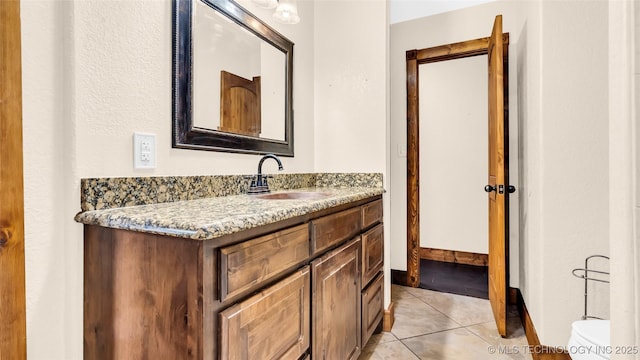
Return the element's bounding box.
[246,174,270,194]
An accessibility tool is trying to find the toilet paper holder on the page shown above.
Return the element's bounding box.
[571,255,609,320]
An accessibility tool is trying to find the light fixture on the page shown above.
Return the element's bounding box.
[252,0,277,9]
[252,0,300,25]
[273,0,300,24]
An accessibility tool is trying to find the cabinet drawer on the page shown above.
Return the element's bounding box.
[311,207,361,255]
[361,199,383,230]
[362,273,384,348]
[220,267,311,360]
[220,224,309,302]
[362,224,384,287]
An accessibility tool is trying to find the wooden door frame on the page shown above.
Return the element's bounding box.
[0,0,27,358]
[405,34,509,287]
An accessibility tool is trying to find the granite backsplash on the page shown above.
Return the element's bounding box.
[80,173,383,211]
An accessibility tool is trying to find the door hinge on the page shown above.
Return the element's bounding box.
[497,185,516,194]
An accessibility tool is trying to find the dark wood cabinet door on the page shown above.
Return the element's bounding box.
[219,267,310,360]
[361,273,384,347]
[311,237,361,360]
[361,224,384,287]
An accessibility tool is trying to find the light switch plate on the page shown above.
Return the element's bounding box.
[397,144,407,158]
[133,132,156,169]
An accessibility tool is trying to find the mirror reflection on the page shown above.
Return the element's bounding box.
[172,0,294,156]
[193,0,286,141]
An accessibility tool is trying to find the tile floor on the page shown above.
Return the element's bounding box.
[359,285,533,360]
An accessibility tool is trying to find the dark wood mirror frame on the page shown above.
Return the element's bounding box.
[172,0,294,156]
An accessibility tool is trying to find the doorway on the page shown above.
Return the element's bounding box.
[405,15,510,336]
[417,53,490,299]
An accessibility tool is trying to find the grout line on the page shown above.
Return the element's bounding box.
[394,324,466,341]
[465,323,499,347]
[397,326,495,360]
[402,341,424,360]
[387,287,532,359]
[398,285,500,329]
[406,295,466,327]
[393,288,524,350]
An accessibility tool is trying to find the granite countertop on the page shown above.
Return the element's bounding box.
[74,187,384,240]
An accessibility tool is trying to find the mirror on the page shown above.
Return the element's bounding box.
[172,0,294,156]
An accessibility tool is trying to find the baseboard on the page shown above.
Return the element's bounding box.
[420,247,488,266]
[390,269,409,286]
[513,288,571,360]
[383,302,395,332]
[509,287,518,305]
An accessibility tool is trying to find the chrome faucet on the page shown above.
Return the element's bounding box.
[247,154,283,194]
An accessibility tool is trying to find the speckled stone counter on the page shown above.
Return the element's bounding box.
[75,173,384,240]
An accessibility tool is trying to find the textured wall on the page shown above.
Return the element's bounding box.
[21,0,316,358]
[313,1,388,174]
[608,1,639,355]
[21,1,69,357]
[22,0,391,357]
[536,0,610,345]
[390,0,612,347]
[313,0,390,307]
[515,0,544,347]
[71,0,316,178]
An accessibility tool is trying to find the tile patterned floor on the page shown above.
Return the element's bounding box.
[359,285,533,360]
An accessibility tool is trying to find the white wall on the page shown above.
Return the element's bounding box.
[313,0,391,309]
[608,1,638,355]
[21,0,617,354]
[535,0,610,345]
[313,2,387,174]
[21,0,317,358]
[514,0,610,346]
[389,0,520,279]
[390,0,496,24]
[391,0,611,347]
[21,1,69,355]
[511,0,610,347]
[23,0,390,357]
[419,56,488,254]
[71,0,316,178]
[514,0,544,346]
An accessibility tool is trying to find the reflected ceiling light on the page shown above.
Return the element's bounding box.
[252,0,277,9]
[273,0,300,24]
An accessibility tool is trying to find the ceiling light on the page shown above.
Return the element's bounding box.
[252,0,277,9]
[273,0,300,24]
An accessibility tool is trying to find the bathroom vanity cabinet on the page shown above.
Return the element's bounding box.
[83,195,384,360]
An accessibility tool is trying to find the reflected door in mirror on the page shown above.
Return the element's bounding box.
[219,71,261,137]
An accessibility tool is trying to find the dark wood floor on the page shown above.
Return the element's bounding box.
[419,259,488,299]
